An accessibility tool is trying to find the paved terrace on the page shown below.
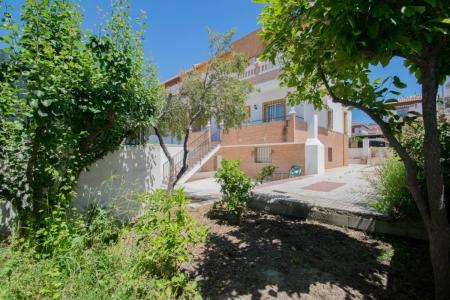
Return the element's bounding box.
[184,164,380,217]
[184,165,427,239]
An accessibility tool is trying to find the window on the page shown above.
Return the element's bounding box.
[256,146,272,163]
[343,111,348,134]
[263,99,286,122]
[244,105,251,123]
[327,109,334,130]
[328,147,333,162]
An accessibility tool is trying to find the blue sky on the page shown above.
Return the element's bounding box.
[7,0,441,124]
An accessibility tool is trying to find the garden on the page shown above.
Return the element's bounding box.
[1,0,450,299]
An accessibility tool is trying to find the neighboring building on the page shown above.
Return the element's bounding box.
[351,123,369,136]
[390,95,423,118]
[389,94,450,120]
[162,30,352,181]
[351,123,387,147]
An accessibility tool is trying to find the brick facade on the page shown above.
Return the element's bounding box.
[318,127,349,169]
[202,143,305,178]
[199,114,348,178]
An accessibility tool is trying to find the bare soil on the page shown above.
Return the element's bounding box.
[189,205,433,300]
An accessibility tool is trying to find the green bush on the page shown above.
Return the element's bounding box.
[370,118,450,218]
[0,190,206,299]
[256,165,278,184]
[215,159,253,223]
[370,158,418,218]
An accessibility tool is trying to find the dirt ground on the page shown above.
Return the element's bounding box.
[189,205,433,300]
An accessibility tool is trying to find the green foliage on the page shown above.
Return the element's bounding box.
[370,158,417,218]
[257,0,449,133]
[401,116,450,181]
[371,118,450,218]
[0,0,159,232]
[256,165,278,183]
[401,117,450,202]
[155,29,253,137]
[0,190,205,299]
[215,160,253,222]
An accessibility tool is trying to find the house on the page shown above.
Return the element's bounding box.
[163,30,352,182]
[352,123,369,136]
[351,123,387,147]
[388,93,450,120]
[390,95,423,117]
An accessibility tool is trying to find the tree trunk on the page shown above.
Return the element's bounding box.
[420,64,450,300]
[172,127,191,188]
[321,64,450,299]
[153,126,177,192]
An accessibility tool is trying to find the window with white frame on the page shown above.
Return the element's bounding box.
[256,146,272,163]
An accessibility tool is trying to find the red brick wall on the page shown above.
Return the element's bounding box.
[221,121,288,145]
[318,127,349,169]
[201,144,305,178]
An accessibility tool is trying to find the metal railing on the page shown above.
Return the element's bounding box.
[240,115,289,127]
[162,130,218,183]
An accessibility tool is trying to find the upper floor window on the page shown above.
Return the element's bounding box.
[343,111,348,134]
[263,99,286,122]
[327,109,334,130]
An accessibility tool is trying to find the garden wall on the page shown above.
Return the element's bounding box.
[74,144,182,219]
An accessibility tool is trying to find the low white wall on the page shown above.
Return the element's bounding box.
[74,144,182,219]
[349,148,369,159]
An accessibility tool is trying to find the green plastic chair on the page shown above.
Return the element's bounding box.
[288,165,302,178]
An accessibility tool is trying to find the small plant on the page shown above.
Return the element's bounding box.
[369,158,418,218]
[215,160,253,223]
[256,165,278,184]
[0,190,206,299]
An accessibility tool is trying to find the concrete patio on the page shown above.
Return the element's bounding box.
[183,164,427,239]
[184,164,379,216]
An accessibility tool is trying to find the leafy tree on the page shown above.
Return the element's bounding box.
[258,0,450,298]
[153,29,253,191]
[0,0,158,233]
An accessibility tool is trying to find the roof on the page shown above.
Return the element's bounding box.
[392,95,422,107]
[367,124,382,135]
[352,123,369,129]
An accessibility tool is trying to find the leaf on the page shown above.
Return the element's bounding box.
[393,76,407,89]
[425,0,436,7]
[37,109,48,117]
[41,100,53,107]
[368,22,379,38]
[441,18,450,24]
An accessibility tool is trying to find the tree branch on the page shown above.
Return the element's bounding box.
[318,67,431,228]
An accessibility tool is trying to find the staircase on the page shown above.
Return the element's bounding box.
[162,129,221,186]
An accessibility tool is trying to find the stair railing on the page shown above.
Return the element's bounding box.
[163,129,219,182]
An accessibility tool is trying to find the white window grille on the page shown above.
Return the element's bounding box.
[256,146,272,163]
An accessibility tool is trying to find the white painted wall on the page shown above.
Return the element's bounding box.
[247,79,291,122]
[353,127,369,135]
[74,144,182,219]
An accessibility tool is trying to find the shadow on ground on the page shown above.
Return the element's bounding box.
[192,209,432,299]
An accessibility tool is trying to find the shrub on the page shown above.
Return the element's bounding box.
[256,165,278,183]
[215,160,253,223]
[370,158,418,218]
[370,118,450,218]
[0,190,206,299]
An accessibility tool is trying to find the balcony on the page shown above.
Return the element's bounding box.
[220,115,308,146]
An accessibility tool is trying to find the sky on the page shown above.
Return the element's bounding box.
[6,0,442,124]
